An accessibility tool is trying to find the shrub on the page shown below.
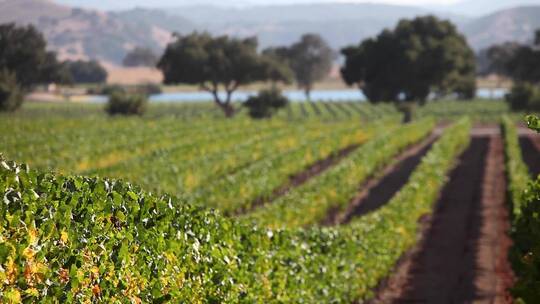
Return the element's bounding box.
[0,70,23,112]
[123,47,159,67]
[105,92,147,116]
[505,82,540,111]
[244,87,288,119]
[89,84,161,96]
[63,60,107,84]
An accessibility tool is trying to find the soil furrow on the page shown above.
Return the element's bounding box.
[519,136,540,177]
[327,134,437,225]
[234,143,361,215]
[373,130,513,304]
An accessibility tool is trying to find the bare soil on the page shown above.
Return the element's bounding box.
[519,135,540,177]
[326,134,437,225]
[372,129,514,304]
[234,143,361,215]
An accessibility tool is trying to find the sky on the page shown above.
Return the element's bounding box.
[53,0,540,15]
[55,0,463,10]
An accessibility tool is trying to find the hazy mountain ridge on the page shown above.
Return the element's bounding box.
[1,0,539,64]
[120,3,467,50]
[428,0,540,17]
[0,0,172,63]
[461,6,540,50]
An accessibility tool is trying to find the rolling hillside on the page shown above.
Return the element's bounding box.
[1,0,540,64]
[0,0,174,64]
[118,3,464,51]
[461,6,540,50]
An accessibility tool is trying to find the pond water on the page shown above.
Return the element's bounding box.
[88,88,508,103]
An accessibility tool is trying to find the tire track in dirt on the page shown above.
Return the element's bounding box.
[373,128,513,304]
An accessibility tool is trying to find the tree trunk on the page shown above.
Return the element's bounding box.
[222,103,236,118]
[214,99,236,118]
[396,101,416,124]
[304,87,311,102]
[209,89,236,118]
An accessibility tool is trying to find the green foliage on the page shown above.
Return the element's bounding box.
[505,83,540,111]
[0,117,470,302]
[95,84,126,96]
[89,84,161,97]
[105,92,148,116]
[122,47,158,67]
[261,35,336,99]
[244,118,435,228]
[415,100,510,122]
[63,60,108,84]
[0,23,64,88]
[259,52,294,85]
[502,116,530,218]
[526,115,540,132]
[0,70,23,112]
[191,121,388,214]
[503,114,540,302]
[482,42,521,77]
[506,47,540,84]
[244,87,289,119]
[341,15,476,103]
[157,32,289,117]
[287,34,335,99]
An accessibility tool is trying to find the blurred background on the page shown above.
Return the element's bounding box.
[0,0,538,106]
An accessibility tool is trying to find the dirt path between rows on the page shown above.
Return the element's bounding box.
[234,143,361,215]
[327,133,438,225]
[519,135,540,177]
[373,128,513,304]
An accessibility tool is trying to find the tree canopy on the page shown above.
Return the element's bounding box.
[500,29,540,111]
[287,34,334,100]
[477,42,521,77]
[123,47,159,67]
[0,23,64,88]
[341,16,476,104]
[505,46,540,84]
[63,60,108,84]
[63,60,108,83]
[157,32,289,117]
[0,70,23,112]
[244,87,289,119]
[480,30,540,85]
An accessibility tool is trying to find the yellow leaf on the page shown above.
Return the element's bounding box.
[4,288,21,304]
[22,247,35,260]
[60,230,69,244]
[28,228,38,244]
[5,257,18,284]
[25,287,39,297]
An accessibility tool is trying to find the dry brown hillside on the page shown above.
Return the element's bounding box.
[0,0,172,63]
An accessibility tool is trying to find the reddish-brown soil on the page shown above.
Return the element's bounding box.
[373,130,514,303]
[519,136,540,177]
[327,134,437,225]
[233,143,361,215]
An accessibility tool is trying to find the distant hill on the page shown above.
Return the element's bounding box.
[0,0,175,64]
[125,3,467,50]
[112,8,194,34]
[461,6,540,50]
[427,0,540,17]
[2,0,540,64]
